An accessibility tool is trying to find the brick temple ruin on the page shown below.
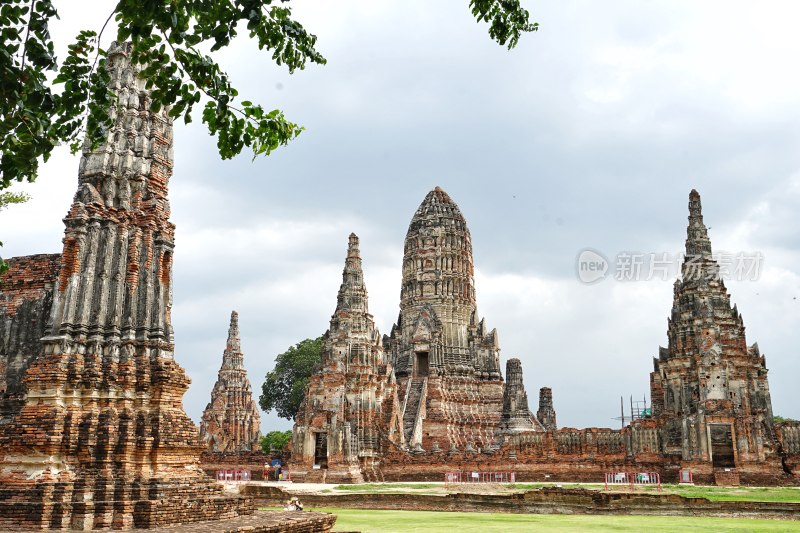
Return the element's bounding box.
[289,187,800,485]
[0,43,255,529]
[1,43,799,532]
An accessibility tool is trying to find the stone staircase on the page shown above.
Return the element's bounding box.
[403,378,426,444]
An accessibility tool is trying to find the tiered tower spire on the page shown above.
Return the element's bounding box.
[685,189,713,258]
[389,187,500,380]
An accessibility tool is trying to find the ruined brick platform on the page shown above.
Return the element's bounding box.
[243,485,800,521]
[13,511,337,533]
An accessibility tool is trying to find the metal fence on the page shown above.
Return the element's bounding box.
[445,471,516,487]
[604,471,661,491]
[216,469,251,482]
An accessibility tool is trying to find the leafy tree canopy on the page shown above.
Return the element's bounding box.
[1,0,536,185]
[259,335,322,420]
[260,429,292,456]
[774,415,798,424]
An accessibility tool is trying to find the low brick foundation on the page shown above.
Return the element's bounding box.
[11,510,336,532]
[242,485,800,521]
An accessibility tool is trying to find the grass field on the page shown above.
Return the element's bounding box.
[322,508,800,532]
[330,482,800,503]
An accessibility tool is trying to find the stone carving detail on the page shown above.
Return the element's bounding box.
[0,42,251,529]
[200,311,261,452]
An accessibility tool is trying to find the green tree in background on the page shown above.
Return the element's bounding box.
[260,336,322,420]
[260,430,292,456]
[0,191,30,273]
[774,416,798,424]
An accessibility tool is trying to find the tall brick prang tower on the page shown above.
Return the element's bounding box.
[0,42,252,529]
[200,311,262,452]
[649,189,780,483]
[385,187,520,452]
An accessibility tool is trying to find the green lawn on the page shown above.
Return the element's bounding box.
[322,508,800,533]
[329,482,800,503]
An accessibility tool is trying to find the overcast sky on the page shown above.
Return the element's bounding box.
[2,1,799,433]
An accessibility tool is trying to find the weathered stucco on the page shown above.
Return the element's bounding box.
[0,254,60,423]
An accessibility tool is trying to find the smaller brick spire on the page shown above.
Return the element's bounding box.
[501,358,544,432]
[536,387,558,431]
[200,311,261,452]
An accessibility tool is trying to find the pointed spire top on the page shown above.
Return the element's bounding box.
[348,233,360,259]
[335,233,368,315]
[224,310,242,365]
[685,188,712,258]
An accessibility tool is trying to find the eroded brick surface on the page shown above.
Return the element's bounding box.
[0,254,60,422]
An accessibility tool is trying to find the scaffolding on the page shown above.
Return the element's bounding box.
[612,395,651,428]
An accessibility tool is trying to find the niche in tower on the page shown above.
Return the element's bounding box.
[415,351,429,377]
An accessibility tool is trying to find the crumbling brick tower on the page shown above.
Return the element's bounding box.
[199,311,262,452]
[501,359,545,433]
[385,187,509,453]
[290,234,403,483]
[649,189,781,483]
[0,42,252,529]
